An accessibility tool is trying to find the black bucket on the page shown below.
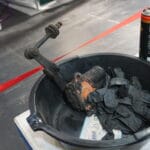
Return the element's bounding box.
[28,53,150,150]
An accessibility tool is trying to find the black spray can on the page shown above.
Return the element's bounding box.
[139,8,150,61]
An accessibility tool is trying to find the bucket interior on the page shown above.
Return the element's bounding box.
[33,54,150,138]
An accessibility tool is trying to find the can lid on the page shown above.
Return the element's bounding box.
[142,8,150,16]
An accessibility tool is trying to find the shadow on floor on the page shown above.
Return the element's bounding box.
[0,3,29,29]
[1,0,89,30]
[0,0,89,47]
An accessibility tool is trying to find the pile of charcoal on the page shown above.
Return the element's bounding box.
[85,67,150,140]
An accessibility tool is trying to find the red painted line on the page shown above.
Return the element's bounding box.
[0,11,141,92]
[0,66,43,92]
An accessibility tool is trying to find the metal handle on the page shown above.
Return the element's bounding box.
[24,22,66,91]
[24,22,62,59]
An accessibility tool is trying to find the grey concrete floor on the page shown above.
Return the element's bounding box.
[0,0,150,149]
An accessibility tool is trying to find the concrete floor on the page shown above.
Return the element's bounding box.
[0,0,150,149]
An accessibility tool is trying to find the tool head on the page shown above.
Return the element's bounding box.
[65,66,106,111]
